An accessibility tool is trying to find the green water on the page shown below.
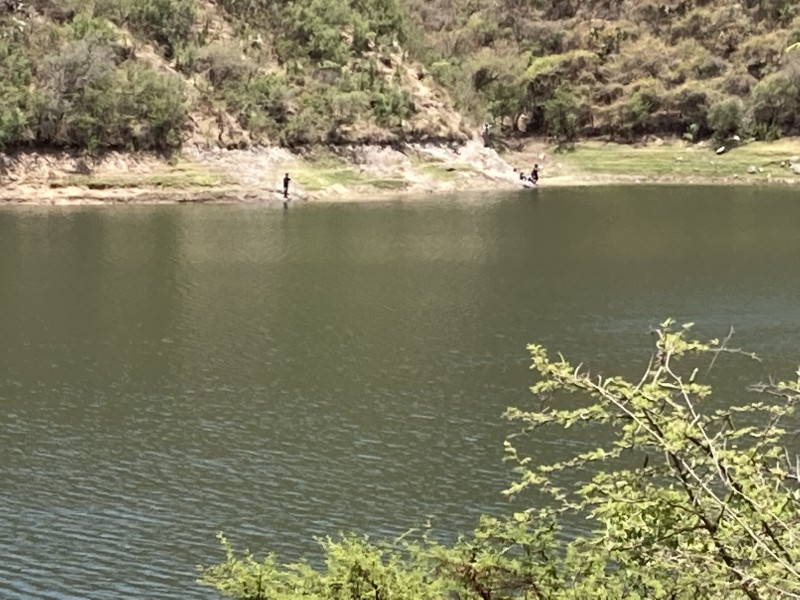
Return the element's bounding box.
[2,186,800,599]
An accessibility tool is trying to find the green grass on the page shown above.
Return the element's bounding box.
[50,165,232,189]
[294,165,365,190]
[557,140,800,181]
[417,162,475,180]
[368,177,408,189]
[294,158,407,191]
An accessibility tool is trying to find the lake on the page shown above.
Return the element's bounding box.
[2,185,800,599]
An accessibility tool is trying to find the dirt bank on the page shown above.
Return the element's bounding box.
[0,139,526,206]
[2,138,798,206]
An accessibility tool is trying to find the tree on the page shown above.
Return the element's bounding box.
[199,321,800,599]
[542,85,580,144]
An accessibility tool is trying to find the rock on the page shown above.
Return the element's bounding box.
[716,146,726,155]
[747,165,757,174]
[789,156,800,165]
[791,163,800,175]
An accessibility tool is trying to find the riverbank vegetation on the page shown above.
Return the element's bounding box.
[199,321,800,599]
[1,0,799,154]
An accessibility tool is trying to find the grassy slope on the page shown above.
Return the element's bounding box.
[503,138,800,185]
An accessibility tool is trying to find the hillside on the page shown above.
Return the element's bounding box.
[0,0,798,153]
[404,0,800,143]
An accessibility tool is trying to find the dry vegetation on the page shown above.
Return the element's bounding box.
[0,0,798,153]
[404,0,800,143]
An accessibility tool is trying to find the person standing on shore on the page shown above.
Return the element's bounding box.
[531,164,539,184]
[282,173,291,209]
[283,173,291,198]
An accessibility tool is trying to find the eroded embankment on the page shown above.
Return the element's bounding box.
[0,139,527,205]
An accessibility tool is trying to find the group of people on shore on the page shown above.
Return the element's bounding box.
[519,164,539,185]
[281,160,540,208]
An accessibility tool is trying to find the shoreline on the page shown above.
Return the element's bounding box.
[1,138,799,206]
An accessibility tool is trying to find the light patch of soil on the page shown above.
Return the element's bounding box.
[5,137,796,206]
[0,140,526,205]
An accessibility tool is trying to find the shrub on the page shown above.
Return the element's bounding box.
[35,40,117,149]
[666,86,710,132]
[200,322,800,600]
[126,0,196,59]
[371,85,413,126]
[113,62,188,150]
[707,96,744,140]
[34,40,187,150]
[195,42,252,88]
[284,0,352,63]
[542,85,579,141]
[0,40,35,148]
[750,70,799,132]
[604,34,669,84]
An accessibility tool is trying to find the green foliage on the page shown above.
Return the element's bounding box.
[194,42,253,88]
[750,121,782,142]
[114,62,188,151]
[35,39,118,150]
[10,0,800,149]
[34,39,186,151]
[370,85,413,126]
[707,96,744,140]
[274,0,408,63]
[542,86,579,142]
[200,321,800,599]
[506,320,800,598]
[750,66,800,133]
[122,0,195,58]
[199,533,447,599]
[0,39,35,148]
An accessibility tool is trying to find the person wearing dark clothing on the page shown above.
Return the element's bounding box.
[282,173,291,198]
[531,164,539,184]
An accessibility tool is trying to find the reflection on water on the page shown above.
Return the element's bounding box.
[2,187,800,598]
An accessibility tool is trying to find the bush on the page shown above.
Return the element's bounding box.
[113,63,187,151]
[35,40,117,149]
[126,0,196,59]
[195,42,252,88]
[750,70,800,132]
[370,85,413,126]
[604,80,664,139]
[34,39,186,150]
[200,322,800,599]
[542,85,579,141]
[707,96,744,140]
[0,39,35,148]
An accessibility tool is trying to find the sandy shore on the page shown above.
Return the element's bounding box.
[1,138,797,206]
